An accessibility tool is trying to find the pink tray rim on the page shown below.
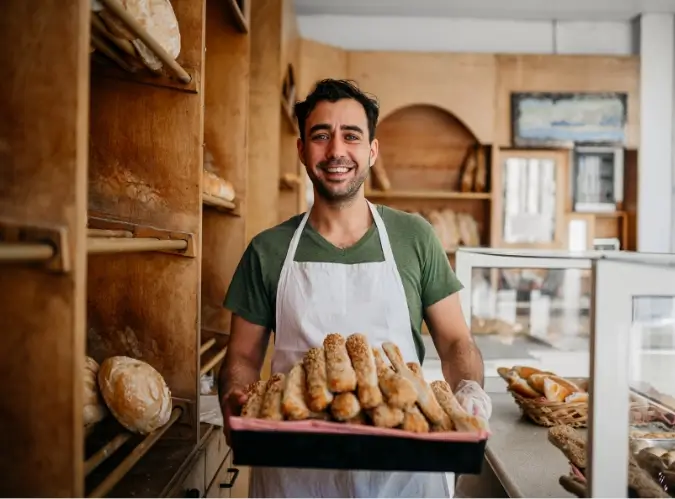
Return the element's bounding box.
[230,416,490,442]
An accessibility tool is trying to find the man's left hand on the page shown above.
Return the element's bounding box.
[454,380,492,420]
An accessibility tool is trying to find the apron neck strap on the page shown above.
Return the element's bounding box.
[283,200,396,266]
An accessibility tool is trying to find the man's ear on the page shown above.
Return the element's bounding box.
[296,138,305,166]
[369,138,379,167]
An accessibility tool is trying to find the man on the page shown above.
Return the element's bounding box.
[219,79,491,498]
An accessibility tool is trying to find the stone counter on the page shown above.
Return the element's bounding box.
[479,391,574,498]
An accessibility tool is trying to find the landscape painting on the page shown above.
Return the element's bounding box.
[511,92,628,148]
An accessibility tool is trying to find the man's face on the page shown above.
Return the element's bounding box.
[298,99,378,203]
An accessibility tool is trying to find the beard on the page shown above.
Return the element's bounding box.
[309,158,368,203]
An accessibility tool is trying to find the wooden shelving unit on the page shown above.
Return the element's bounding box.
[2,0,251,496]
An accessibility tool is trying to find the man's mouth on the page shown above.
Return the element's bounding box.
[321,164,354,182]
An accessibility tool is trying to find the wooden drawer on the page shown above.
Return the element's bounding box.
[206,451,239,498]
[204,427,230,488]
[173,449,206,498]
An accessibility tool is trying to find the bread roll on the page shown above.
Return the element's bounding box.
[84,356,107,427]
[98,356,172,434]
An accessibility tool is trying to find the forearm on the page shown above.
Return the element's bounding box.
[439,337,484,390]
[218,351,261,401]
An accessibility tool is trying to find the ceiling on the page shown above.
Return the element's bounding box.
[294,0,675,21]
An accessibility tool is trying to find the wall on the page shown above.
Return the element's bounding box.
[298,14,675,252]
[297,15,636,54]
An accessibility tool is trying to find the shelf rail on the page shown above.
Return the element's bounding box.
[200,345,228,377]
[87,406,183,499]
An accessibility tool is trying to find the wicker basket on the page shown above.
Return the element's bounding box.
[509,390,588,428]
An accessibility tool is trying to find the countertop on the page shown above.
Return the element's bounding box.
[483,391,575,498]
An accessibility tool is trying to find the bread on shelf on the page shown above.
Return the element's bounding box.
[240,333,487,434]
[98,355,172,434]
[83,356,108,428]
[203,170,235,202]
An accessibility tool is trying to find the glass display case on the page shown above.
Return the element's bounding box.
[590,254,675,497]
[455,248,599,378]
[456,248,675,497]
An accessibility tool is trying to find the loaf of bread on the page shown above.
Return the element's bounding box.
[83,356,108,427]
[499,365,586,403]
[98,356,172,434]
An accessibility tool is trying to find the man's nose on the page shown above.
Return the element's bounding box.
[327,135,347,158]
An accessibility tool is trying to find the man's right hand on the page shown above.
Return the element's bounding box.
[221,388,248,446]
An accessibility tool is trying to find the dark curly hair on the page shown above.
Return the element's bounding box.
[293,79,380,143]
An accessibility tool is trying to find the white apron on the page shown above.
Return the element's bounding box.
[249,201,450,498]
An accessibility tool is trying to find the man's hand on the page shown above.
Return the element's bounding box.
[221,387,248,446]
[454,380,492,420]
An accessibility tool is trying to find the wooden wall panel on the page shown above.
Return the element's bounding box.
[347,52,497,143]
[87,0,204,416]
[0,0,89,496]
[298,38,348,99]
[496,54,640,148]
[202,0,250,336]
[247,0,283,242]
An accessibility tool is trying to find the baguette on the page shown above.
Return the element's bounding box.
[346,334,383,409]
[331,392,362,421]
[303,347,334,412]
[372,348,417,409]
[547,425,586,469]
[368,403,405,428]
[565,392,588,404]
[402,405,430,433]
[528,373,582,395]
[543,377,573,402]
[509,377,542,398]
[240,380,267,418]
[430,380,488,433]
[374,349,446,427]
[259,373,285,421]
[513,365,549,379]
[281,361,312,420]
[324,333,358,393]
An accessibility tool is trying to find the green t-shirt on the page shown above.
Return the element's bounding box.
[223,205,463,362]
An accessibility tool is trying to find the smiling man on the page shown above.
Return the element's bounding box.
[218,79,490,498]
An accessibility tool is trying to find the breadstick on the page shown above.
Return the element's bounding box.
[259,373,285,421]
[373,348,417,409]
[331,392,362,421]
[240,380,267,418]
[430,380,488,433]
[346,411,368,425]
[406,362,454,431]
[324,333,358,393]
[368,403,404,428]
[402,405,430,433]
[281,361,312,420]
[303,347,334,412]
[381,342,446,426]
[346,334,383,409]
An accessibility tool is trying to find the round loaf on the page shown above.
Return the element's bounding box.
[84,356,108,427]
[98,356,172,434]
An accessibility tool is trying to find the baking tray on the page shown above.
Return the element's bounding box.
[229,417,489,473]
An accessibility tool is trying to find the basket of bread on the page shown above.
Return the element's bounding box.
[229,333,490,473]
[548,424,672,498]
[498,365,589,428]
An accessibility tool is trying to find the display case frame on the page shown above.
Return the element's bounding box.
[589,254,675,497]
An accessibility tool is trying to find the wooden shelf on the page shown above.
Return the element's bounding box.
[281,96,299,135]
[365,189,491,200]
[226,0,249,33]
[0,242,55,262]
[203,193,240,216]
[86,218,195,256]
[90,0,193,88]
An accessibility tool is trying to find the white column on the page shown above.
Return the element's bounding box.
[639,14,674,252]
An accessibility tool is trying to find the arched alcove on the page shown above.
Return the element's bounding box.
[375,104,481,192]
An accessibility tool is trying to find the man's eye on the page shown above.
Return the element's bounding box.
[312,133,329,140]
[345,134,359,141]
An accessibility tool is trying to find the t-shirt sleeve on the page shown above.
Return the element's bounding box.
[223,241,274,330]
[420,221,464,309]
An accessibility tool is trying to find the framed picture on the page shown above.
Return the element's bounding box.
[511,92,628,148]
